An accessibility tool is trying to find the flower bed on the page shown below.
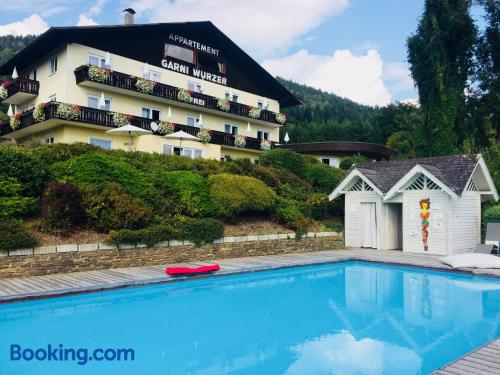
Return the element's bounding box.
[88,65,109,83]
[197,128,211,143]
[275,113,286,124]
[113,112,134,127]
[177,88,192,103]
[135,78,156,94]
[33,103,47,122]
[56,103,80,120]
[234,134,247,148]
[9,113,21,130]
[260,139,272,151]
[0,85,8,100]
[249,107,262,119]
[217,98,230,112]
[158,121,175,135]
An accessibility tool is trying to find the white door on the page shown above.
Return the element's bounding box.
[361,202,377,248]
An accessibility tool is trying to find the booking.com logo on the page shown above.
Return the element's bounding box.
[10,344,135,365]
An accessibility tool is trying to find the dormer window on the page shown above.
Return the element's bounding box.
[164,44,195,64]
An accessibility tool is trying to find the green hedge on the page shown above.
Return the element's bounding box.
[154,170,213,217]
[51,152,155,200]
[259,149,307,178]
[108,224,179,248]
[180,217,224,246]
[339,153,366,170]
[0,220,38,252]
[484,205,500,227]
[304,163,345,194]
[0,177,37,220]
[209,173,277,220]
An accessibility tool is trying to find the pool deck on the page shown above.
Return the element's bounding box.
[0,248,499,373]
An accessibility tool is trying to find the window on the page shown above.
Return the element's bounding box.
[48,94,56,102]
[143,70,161,82]
[321,157,340,168]
[87,94,111,111]
[257,101,264,110]
[225,92,238,102]
[257,130,269,140]
[88,53,107,68]
[163,145,202,159]
[225,123,238,135]
[164,44,195,64]
[90,137,112,150]
[44,135,55,144]
[188,81,202,93]
[142,107,161,121]
[186,115,200,127]
[50,57,58,74]
[197,52,226,73]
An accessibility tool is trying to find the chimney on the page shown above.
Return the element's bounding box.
[122,8,136,25]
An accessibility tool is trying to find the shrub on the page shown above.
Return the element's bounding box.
[483,205,500,236]
[301,193,331,220]
[0,176,37,220]
[209,174,277,220]
[274,199,311,236]
[51,152,154,200]
[30,143,101,164]
[251,166,281,190]
[155,171,213,217]
[83,183,153,232]
[339,153,366,170]
[0,146,50,196]
[107,224,178,248]
[180,217,224,246]
[0,220,38,252]
[260,149,307,178]
[304,163,345,194]
[41,181,85,232]
[325,218,344,233]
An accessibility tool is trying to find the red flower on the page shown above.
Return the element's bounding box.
[125,114,135,121]
[13,112,22,120]
[2,80,11,87]
[75,105,81,110]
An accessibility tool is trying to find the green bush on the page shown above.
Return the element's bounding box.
[304,163,345,194]
[339,153,366,170]
[108,224,178,248]
[83,183,153,232]
[209,174,277,220]
[250,166,281,190]
[301,193,332,220]
[0,146,50,196]
[180,217,224,246]
[325,218,344,233]
[31,143,101,164]
[51,152,155,200]
[0,220,38,252]
[260,149,307,178]
[484,205,500,227]
[41,181,85,232]
[274,200,311,236]
[0,176,37,220]
[154,171,213,217]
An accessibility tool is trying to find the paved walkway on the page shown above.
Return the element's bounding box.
[1,248,498,302]
[0,248,499,374]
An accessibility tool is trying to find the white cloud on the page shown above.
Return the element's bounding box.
[89,0,108,16]
[2,1,84,13]
[383,62,414,94]
[77,14,99,27]
[0,14,48,36]
[41,6,68,17]
[262,48,392,106]
[130,0,349,57]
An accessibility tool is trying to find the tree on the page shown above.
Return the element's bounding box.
[475,0,500,141]
[407,0,477,156]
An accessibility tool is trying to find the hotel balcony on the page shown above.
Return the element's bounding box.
[0,101,266,152]
[74,65,286,126]
[1,79,39,105]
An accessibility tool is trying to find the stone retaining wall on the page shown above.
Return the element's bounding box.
[0,232,343,279]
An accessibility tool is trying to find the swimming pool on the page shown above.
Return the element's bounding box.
[0,261,498,374]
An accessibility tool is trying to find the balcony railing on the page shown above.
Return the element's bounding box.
[1,79,39,103]
[0,101,266,151]
[74,65,285,126]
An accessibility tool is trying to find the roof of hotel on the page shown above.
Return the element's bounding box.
[276,141,398,160]
[0,21,300,107]
[354,154,480,195]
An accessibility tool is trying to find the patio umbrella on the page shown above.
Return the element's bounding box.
[12,67,18,79]
[105,52,111,68]
[106,124,151,151]
[163,130,200,150]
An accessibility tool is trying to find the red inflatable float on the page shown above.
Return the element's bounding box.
[166,264,220,276]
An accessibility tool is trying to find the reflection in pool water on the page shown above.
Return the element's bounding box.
[0,261,498,374]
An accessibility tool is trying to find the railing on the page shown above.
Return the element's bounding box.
[0,101,265,151]
[2,78,39,100]
[74,65,284,125]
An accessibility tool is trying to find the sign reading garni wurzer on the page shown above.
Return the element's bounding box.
[161,34,228,86]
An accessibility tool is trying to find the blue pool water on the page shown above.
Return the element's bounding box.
[0,261,499,374]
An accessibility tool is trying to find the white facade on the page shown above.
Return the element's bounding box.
[330,156,498,255]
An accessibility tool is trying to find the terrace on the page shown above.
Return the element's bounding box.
[74,65,286,126]
[0,101,265,151]
[1,78,39,105]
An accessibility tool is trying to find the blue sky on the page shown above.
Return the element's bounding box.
[0,1,485,106]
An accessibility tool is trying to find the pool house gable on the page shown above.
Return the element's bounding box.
[329,169,383,200]
[461,156,499,201]
[383,164,459,201]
